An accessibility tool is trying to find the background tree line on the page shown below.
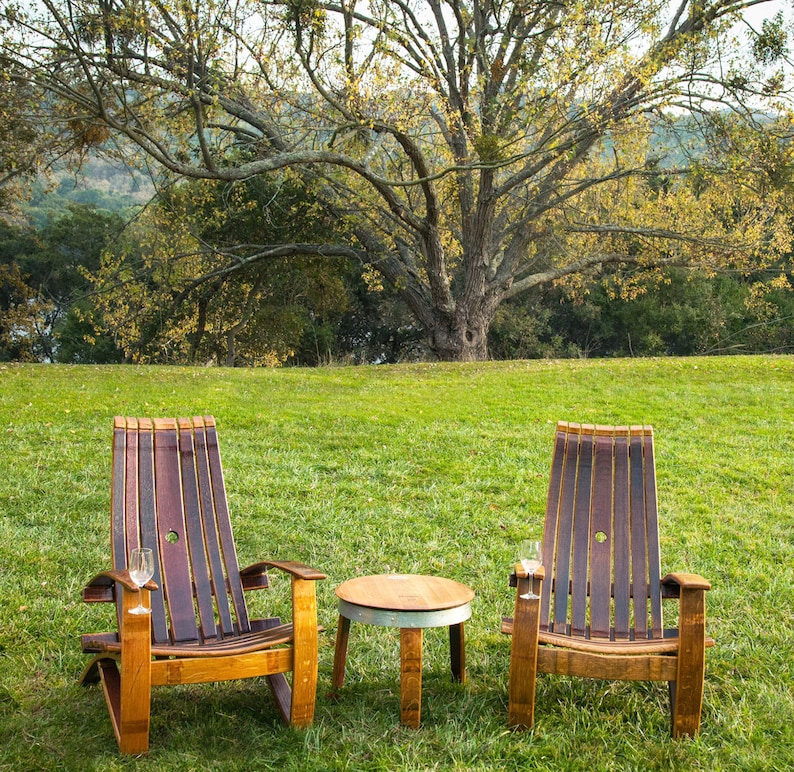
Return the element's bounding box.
[2,162,793,364]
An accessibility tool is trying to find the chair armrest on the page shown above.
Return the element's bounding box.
[661,572,711,598]
[240,560,326,591]
[82,569,159,602]
[514,563,546,581]
[510,564,545,606]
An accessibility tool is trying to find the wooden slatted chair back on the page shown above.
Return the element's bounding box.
[539,422,664,641]
[111,416,259,645]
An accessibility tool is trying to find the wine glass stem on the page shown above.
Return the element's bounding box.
[520,572,538,600]
[130,586,149,613]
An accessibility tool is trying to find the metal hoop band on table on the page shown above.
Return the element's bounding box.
[337,599,472,629]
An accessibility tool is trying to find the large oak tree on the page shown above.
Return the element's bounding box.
[3,0,793,360]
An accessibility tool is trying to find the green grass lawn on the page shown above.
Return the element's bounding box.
[1,357,792,771]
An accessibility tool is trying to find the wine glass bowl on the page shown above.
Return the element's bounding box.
[517,539,542,600]
[128,547,154,614]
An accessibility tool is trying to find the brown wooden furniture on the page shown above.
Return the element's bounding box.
[502,421,714,737]
[332,574,475,727]
[79,416,326,755]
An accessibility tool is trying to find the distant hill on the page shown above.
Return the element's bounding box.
[24,157,155,227]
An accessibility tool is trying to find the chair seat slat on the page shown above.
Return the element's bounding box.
[83,621,294,657]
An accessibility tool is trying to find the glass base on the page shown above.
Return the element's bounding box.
[519,592,539,600]
[129,606,151,614]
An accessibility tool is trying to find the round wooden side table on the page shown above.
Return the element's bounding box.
[331,574,475,728]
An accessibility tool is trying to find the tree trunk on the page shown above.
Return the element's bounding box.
[426,301,497,362]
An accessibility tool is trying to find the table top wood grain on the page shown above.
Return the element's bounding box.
[335,574,475,612]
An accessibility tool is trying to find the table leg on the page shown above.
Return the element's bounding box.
[449,622,466,684]
[400,627,423,728]
[332,615,351,689]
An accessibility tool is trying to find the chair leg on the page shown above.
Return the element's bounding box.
[288,577,319,727]
[508,579,541,729]
[671,588,707,737]
[115,589,153,754]
[78,654,105,686]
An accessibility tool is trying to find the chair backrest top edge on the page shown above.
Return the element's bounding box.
[556,421,653,437]
[114,416,216,430]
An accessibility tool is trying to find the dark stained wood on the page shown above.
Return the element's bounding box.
[267,673,292,724]
[136,419,170,644]
[177,417,217,642]
[97,659,121,739]
[506,421,714,737]
[111,419,127,576]
[192,417,236,637]
[79,416,326,754]
[613,428,631,638]
[206,419,250,633]
[503,617,710,655]
[644,431,664,639]
[589,431,613,638]
[550,428,577,634]
[629,429,649,638]
[570,427,593,637]
[449,623,465,683]
[153,419,197,643]
[331,615,351,690]
[539,430,564,629]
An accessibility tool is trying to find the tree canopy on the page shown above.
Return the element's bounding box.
[2,0,794,360]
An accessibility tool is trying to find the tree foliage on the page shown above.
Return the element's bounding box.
[91,175,360,364]
[490,265,794,359]
[2,0,794,360]
[0,205,125,361]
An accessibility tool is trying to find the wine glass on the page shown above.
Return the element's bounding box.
[128,547,154,614]
[518,539,542,600]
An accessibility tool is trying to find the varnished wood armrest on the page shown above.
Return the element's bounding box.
[514,563,546,581]
[82,569,159,602]
[661,572,712,593]
[240,560,326,589]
